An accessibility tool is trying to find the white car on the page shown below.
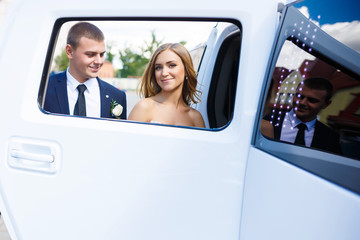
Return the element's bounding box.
[0,0,359,239]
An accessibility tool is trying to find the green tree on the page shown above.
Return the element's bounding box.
[119,47,148,77]
[118,30,165,78]
[54,49,69,71]
[141,30,164,59]
[106,45,115,63]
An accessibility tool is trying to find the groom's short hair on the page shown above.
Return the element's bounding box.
[67,22,104,49]
[302,77,333,102]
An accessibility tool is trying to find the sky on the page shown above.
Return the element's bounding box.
[273,0,360,69]
[295,0,359,24]
[293,0,360,54]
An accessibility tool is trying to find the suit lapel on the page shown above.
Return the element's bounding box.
[98,79,110,118]
[310,120,322,148]
[55,72,70,114]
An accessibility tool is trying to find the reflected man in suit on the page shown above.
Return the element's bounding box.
[262,77,341,154]
[44,22,126,119]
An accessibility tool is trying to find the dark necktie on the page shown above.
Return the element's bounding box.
[73,84,87,116]
[294,123,307,146]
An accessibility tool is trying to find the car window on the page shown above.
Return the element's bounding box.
[255,6,360,195]
[261,37,360,160]
[38,19,241,130]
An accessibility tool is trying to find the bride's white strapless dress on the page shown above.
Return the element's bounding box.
[150,120,162,124]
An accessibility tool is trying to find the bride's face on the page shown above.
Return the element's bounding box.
[154,49,185,93]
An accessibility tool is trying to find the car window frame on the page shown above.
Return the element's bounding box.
[38,17,242,131]
[254,6,360,194]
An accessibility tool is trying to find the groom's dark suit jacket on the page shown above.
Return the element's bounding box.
[264,111,342,155]
[43,71,127,119]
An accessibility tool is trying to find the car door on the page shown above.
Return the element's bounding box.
[0,0,282,239]
[241,5,360,240]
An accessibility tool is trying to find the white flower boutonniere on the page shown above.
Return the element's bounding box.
[110,99,123,119]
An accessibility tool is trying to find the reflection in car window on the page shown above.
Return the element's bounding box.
[262,38,360,160]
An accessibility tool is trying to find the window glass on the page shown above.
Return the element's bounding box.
[262,37,360,160]
[40,20,241,130]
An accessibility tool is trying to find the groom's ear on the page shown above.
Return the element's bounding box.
[65,44,73,59]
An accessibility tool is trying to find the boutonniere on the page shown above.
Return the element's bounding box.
[110,99,123,119]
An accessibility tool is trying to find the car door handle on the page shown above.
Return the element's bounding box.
[10,149,54,163]
[8,137,61,174]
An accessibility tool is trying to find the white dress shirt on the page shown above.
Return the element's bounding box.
[280,109,316,147]
[66,69,101,117]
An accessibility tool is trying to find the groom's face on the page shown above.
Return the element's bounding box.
[293,84,330,123]
[66,36,106,83]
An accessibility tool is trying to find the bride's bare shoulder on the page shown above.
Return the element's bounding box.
[135,97,156,108]
[128,97,156,121]
[189,108,206,128]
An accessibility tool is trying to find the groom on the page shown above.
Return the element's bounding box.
[44,21,126,119]
[263,77,341,154]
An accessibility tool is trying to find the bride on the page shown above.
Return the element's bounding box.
[128,43,205,128]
